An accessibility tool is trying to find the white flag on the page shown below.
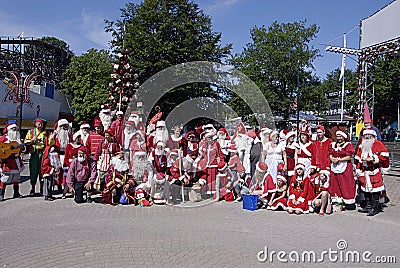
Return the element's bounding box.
[17,31,24,38]
[339,34,346,81]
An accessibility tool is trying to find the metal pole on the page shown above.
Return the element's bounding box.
[340,75,345,122]
[296,59,300,138]
[19,73,25,131]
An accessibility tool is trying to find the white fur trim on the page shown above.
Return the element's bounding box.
[363,129,376,136]
[335,131,347,139]
[57,119,69,127]
[80,123,90,129]
[298,197,305,203]
[373,154,379,164]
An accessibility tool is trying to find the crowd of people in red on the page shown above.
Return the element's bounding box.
[0,104,390,216]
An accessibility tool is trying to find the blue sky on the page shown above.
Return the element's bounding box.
[0,0,394,79]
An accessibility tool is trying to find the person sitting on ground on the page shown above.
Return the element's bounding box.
[66,147,97,203]
[267,175,288,211]
[287,163,310,214]
[308,170,331,216]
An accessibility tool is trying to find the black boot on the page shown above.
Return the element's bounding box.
[29,185,36,196]
[13,184,21,198]
[0,188,5,202]
[358,193,371,213]
[39,181,44,196]
[367,193,380,216]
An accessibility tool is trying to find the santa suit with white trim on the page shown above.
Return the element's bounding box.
[0,124,25,200]
[287,163,310,214]
[354,129,389,215]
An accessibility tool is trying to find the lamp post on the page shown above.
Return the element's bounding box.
[296,59,300,139]
[19,72,26,131]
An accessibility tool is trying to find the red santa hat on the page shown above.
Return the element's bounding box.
[279,129,288,140]
[335,130,348,139]
[235,122,246,135]
[156,120,166,128]
[276,174,287,183]
[101,104,111,113]
[156,140,166,148]
[116,110,124,116]
[302,118,308,124]
[130,111,139,116]
[125,120,136,128]
[218,127,230,140]
[185,131,195,139]
[277,163,285,172]
[299,129,310,136]
[319,169,330,178]
[256,162,268,173]
[3,123,17,135]
[285,131,296,140]
[72,131,81,141]
[93,119,103,128]
[104,127,115,136]
[80,122,90,129]
[269,130,278,139]
[260,126,272,135]
[295,163,306,170]
[134,151,147,157]
[169,149,179,156]
[57,119,69,128]
[316,125,325,132]
[363,128,376,137]
[149,111,162,125]
[228,144,237,153]
[363,102,371,124]
[217,161,228,172]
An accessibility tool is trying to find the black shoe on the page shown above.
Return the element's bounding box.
[44,196,54,201]
[367,208,379,216]
[13,192,21,198]
[345,204,356,210]
[87,196,93,203]
[29,188,35,197]
[358,206,370,213]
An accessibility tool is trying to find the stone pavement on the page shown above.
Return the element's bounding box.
[0,154,399,267]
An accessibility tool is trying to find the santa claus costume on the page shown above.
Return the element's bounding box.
[311,125,332,171]
[0,124,25,201]
[78,122,91,146]
[215,161,235,201]
[97,104,113,130]
[246,162,275,206]
[170,125,183,150]
[308,170,332,215]
[41,146,63,200]
[328,130,356,209]
[86,119,104,157]
[287,163,310,214]
[295,130,314,176]
[181,131,198,159]
[102,153,137,205]
[148,141,170,204]
[110,110,124,147]
[354,129,390,216]
[197,132,224,194]
[217,128,231,162]
[62,132,84,197]
[284,131,297,178]
[267,175,288,211]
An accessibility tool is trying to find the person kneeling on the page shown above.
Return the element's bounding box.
[309,170,332,216]
[66,147,97,203]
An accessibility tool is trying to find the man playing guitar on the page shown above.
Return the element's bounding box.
[24,118,54,196]
[0,124,26,201]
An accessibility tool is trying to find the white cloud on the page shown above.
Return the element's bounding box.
[80,9,112,51]
[204,0,242,14]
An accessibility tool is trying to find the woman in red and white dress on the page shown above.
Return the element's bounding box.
[287,163,310,214]
[267,175,288,210]
[328,130,356,210]
[283,131,297,180]
[295,130,313,176]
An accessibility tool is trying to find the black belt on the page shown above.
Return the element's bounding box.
[362,165,381,171]
[287,155,294,158]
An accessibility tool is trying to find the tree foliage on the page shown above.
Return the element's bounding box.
[105,0,232,116]
[230,20,319,120]
[61,49,113,125]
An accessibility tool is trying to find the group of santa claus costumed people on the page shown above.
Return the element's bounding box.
[0,105,390,216]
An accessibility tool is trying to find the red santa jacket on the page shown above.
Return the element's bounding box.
[311,138,332,170]
[296,141,313,159]
[41,146,62,177]
[288,175,310,203]
[0,136,24,173]
[64,143,83,167]
[86,132,105,156]
[198,140,223,169]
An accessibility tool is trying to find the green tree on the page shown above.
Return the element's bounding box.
[230,20,319,120]
[105,0,231,116]
[372,56,400,126]
[61,49,113,125]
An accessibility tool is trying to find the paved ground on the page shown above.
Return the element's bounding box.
[0,154,399,267]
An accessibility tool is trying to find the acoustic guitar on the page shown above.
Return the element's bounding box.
[0,141,32,159]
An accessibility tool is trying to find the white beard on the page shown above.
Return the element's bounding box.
[57,128,69,151]
[99,112,112,130]
[111,157,130,172]
[49,152,62,169]
[133,155,147,180]
[7,129,20,143]
[234,134,250,151]
[129,115,140,127]
[124,129,134,150]
[361,138,374,158]
[154,128,169,145]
